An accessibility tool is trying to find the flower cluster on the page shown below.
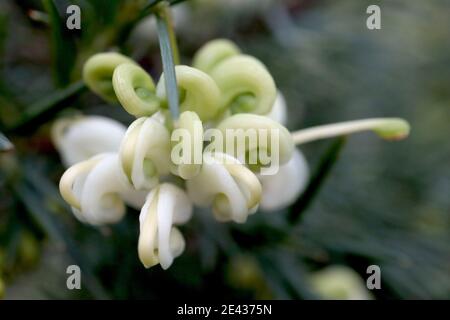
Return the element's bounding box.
[55,39,410,269]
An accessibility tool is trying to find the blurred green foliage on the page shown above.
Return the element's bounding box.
[0,0,449,299]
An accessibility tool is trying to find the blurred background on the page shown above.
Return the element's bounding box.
[0,0,449,299]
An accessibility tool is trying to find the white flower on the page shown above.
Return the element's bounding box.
[310,265,374,300]
[52,116,126,167]
[119,114,171,190]
[186,152,262,223]
[258,148,309,211]
[59,153,147,225]
[138,183,193,269]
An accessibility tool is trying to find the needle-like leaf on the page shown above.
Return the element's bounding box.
[155,2,180,119]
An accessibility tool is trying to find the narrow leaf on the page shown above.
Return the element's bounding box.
[42,0,78,87]
[12,165,109,299]
[155,2,180,119]
[8,81,85,133]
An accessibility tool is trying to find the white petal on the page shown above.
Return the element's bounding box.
[80,153,136,225]
[157,184,192,269]
[139,183,192,269]
[52,116,126,167]
[265,91,287,126]
[120,115,171,190]
[259,149,309,211]
[186,152,258,223]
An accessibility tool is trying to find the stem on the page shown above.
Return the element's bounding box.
[155,1,180,119]
[291,118,410,145]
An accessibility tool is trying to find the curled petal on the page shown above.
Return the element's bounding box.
[138,183,193,269]
[156,65,221,121]
[265,91,287,126]
[59,153,147,225]
[113,63,160,117]
[209,55,276,115]
[215,113,294,171]
[83,52,136,102]
[186,152,262,223]
[52,115,126,167]
[119,115,171,190]
[259,149,309,211]
[59,154,105,211]
[171,111,203,179]
[192,38,240,74]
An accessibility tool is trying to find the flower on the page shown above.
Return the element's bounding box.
[259,148,309,211]
[51,115,126,167]
[186,152,261,223]
[119,113,171,190]
[54,38,410,270]
[59,153,147,225]
[138,183,192,269]
[309,265,374,300]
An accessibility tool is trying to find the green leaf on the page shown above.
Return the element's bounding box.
[7,81,86,133]
[155,2,180,119]
[42,0,78,87]
[287,137,346,225]
[12,163,109,299]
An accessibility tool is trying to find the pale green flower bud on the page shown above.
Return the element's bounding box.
[83,52,136,102]
[209,55,277,115]
[310,266,374,300]
[156,65,221,121]
[113,63,160,117]
[192,38,241,74]
[138,183,192,269]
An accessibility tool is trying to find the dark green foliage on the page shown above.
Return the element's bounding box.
[0,0,448,299]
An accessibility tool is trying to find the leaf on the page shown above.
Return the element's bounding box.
[275,253,319,300]
[155,2,180,119]
[87,0,121,25]
[7,81,85,133]
[11,163,109,299]
[287,137,346,225]
[42,0,78,87]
